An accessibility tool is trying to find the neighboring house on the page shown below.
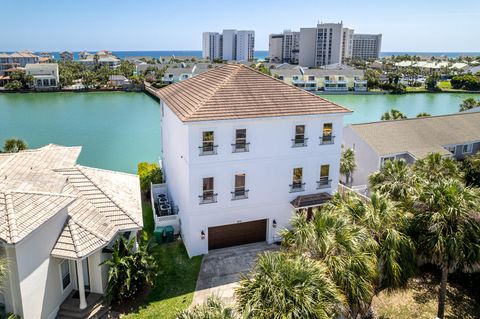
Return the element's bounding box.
[0,144,142,319]
[161,65,211,84]
[59,51,74,62]
[25,63,60,88]
[343,112,480,187]
[0,51,39,77]
[155,64,351,257]
[77,52,120,69]
[271,67,366,92]
[108,75,130,87]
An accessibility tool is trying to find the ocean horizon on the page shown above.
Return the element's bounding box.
[6,50,480,61]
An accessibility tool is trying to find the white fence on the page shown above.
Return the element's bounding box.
[150,183,180,234]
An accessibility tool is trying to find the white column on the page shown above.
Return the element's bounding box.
[76,259,87,310]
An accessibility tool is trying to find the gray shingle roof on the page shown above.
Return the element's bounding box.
[348,112,480,159]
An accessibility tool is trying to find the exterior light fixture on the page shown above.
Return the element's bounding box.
[272,219,277,228]
[201,230,206,240]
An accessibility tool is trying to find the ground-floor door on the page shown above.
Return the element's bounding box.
[208,219,267,250]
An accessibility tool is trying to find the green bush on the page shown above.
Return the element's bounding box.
[137,162,163,194]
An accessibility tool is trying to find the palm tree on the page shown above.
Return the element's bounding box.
[101,236,157,302]
[281,210,377,318]
[3,138,27,153]
[340,147,356,186]
[236,251,345,319]
[177,296,238,319]
[369,159,415,203]
[342,192,416,289]
[381,108,407,121]
[0,257,7,288]
[412,179,480,319]
[416,112,431,117]
[459,97,480,112]
[412,153,463,183]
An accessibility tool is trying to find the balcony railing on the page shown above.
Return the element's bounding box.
[291,138,308,148]
[319,135,335,145]
[231,142,250,153]
[199,193,218,204]
[317,178,332,189]
[199,144,218,156]
[231,189,249,200]
[289,182,305,193]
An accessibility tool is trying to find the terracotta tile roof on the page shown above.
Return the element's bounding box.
[155,64,351,122]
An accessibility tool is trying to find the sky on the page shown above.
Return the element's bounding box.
[2,0,479,52]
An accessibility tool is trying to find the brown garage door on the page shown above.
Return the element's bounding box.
[208,219,267,250]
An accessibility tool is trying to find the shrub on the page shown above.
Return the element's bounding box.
[137,162,163,195]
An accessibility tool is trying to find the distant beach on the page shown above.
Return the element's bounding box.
[7,50,480,61]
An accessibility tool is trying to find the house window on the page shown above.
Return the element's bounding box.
[293,76,299,81]
[232,173,248,200]
[308,75,315,81]
[232,129,249,152]
[278,75,284,80]
[200,177,216,204]
[292,125,307,147]
[446,146,456,154]
[380,156,395,167]
[290,167,304,192]
[318,165,331,189]
[320,123,334,144]
[200,131,217,155]
[60,260,71,291]
[324,76,330,81]
[463,144,473,154]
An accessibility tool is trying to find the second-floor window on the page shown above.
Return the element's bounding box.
[292,125,307,147]
[318,165,331,189]
[232,173,248,200]
[200,131,217,155]
[463,144,473,154]
[308,75,315,81]
[232,129,249,152]
[320,123,334,144]
[200,177,217,204]
[290,167,304,192]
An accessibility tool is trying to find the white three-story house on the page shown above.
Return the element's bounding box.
[156,64,351,257]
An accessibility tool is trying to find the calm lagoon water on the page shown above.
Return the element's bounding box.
[1,92,479,173]
[322,93,480,124]
[0,92,161,173]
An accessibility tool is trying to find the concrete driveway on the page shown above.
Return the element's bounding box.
[192,242,279,305]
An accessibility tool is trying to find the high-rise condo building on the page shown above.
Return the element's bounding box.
[351,34,382,60]
[342,28,354,62]
[236,30,255,62]
[202,32,222,60]
[299,22,344,68]
[202,29,255,62]
[268,30,300,63]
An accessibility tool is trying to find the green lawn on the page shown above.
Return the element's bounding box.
[117,202,203,318]
[405,86,428,93]
[438,81,452,90]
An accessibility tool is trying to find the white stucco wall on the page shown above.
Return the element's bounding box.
[13,207,71,319]
[343,125,380,187]
[162,101,345,256]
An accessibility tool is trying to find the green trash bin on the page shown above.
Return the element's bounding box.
[154,227,165,244]
[164,225,174,243]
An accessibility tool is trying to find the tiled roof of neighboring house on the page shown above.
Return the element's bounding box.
[347,112,480,159]
[0,191,75,244]
[156,64,351,122]
[109,75,128,81]
[269,68,303,77]
[0,144,142,259]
